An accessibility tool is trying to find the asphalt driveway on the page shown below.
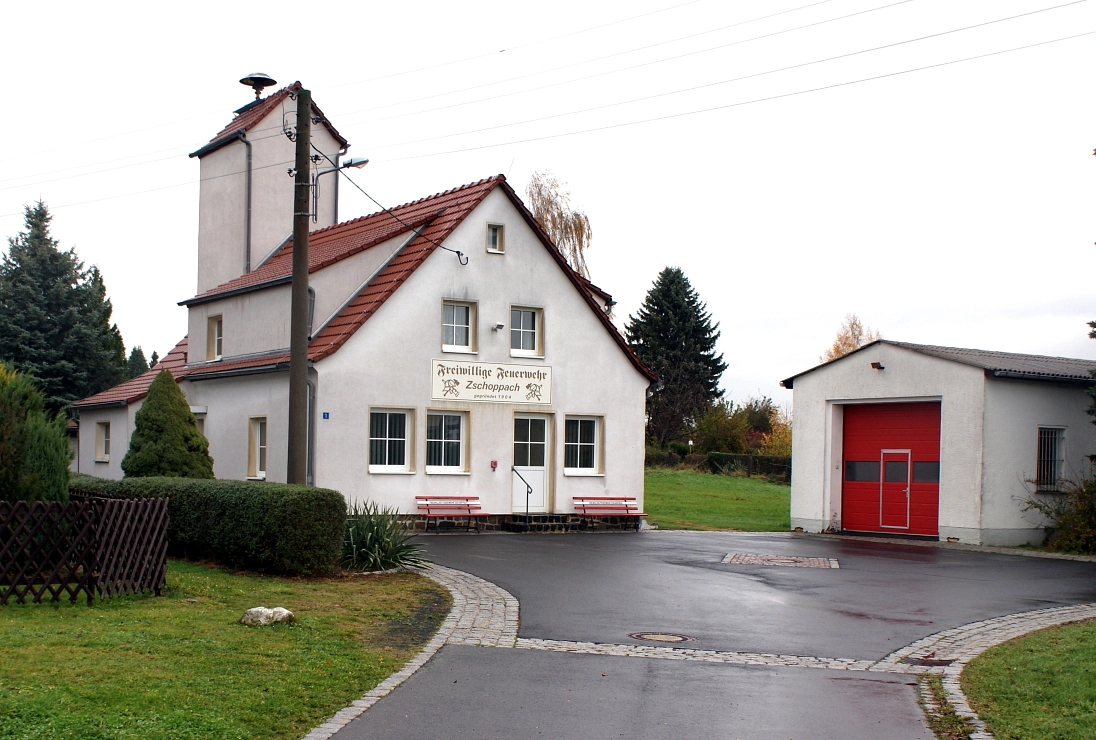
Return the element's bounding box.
[332,531,1096,739]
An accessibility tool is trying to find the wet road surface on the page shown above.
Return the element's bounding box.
[332,531,1096,739]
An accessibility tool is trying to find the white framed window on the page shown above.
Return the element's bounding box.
[207,315,223,361]
[95,422,111,462]
[442,301,476,353]
[426,412,466,473]
[564,417,601,474]
[369,409,412,473]
[248,417,267,479]
[486,223,505,253]
[510,307,542,357]
[1036,427,1065,492]
[195,416,205,437]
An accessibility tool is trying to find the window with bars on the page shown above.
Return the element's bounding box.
[442,302,474,352]
[565,418,599,473]
[1036,427,1065,491]
[427,413,464,471]
[369,411,409,471]
[510,307,540,355]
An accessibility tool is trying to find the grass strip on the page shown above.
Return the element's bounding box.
[962,619,1096,740]
[0,559,450,740]
[918,674,972,740]
[644,469,790,531]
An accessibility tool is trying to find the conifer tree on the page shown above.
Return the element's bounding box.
[0,202,126,412]
[625,267,726,445]
[149,351,159,368]
[127,346,149,379]
[121,370,214,478]
[0,364,72,503]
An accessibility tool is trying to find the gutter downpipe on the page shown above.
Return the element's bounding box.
[237,131,253,273]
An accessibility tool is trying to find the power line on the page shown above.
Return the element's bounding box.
[2,27,1088,220]
[0,0,707,168]
[367,0,1087,153]
[310,144,468,264]
[0,0,875,190]
[322,0,708,93]
[326,0,851,122]
[380,29,1096,163]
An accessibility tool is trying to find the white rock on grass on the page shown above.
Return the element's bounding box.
[240,606,295,626]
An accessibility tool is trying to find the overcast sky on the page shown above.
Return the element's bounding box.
[2,0,1093,406]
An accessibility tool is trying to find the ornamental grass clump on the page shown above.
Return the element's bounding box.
[343,501,430,572]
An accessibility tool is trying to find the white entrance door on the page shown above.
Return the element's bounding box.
[513,416,548,514]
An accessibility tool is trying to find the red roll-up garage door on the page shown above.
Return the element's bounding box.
[842,402,941,536]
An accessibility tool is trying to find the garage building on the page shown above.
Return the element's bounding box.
[781,340,1096,545]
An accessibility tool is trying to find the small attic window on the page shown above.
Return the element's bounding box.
[486,224,504,254]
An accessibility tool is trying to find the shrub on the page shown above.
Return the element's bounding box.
[68,474,345,575]
[343,501,430,571]
[121,370,213,478]
[1025,479,1096,554]
[693,400,749,455]
[0,364,71,502]
[668,442,691,457]
[645,446,680,468]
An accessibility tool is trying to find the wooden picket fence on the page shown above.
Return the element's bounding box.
[0,495,168,605]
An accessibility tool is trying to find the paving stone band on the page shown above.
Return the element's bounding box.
[722,552,840,568]
[303,564,1096,740]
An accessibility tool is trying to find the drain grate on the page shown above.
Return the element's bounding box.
[722,553,840,569]
[628,632,696,643]
[901,656,955,667]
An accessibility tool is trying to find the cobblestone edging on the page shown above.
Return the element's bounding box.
[301,565,518,740]
[870,602,1096,739]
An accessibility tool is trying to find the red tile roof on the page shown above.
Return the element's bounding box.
[79,174,654,406]
[75,337,190,407]
[188,81,348,159]
[181,176,496,306]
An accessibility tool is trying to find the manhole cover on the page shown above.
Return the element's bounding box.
[628,632,695,643]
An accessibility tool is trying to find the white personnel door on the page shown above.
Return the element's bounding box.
[513,416,548,513]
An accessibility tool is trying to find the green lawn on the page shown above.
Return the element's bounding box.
[644,469,791,531]
[962,619,1096,739]
[0,559,450,740]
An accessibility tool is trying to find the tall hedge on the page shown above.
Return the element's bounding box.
[69,475,345,575]
[121,370,213,478]
[0,363,72,502]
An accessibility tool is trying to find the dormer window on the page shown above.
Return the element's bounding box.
[486,224,504,254]
[206,316,223,361]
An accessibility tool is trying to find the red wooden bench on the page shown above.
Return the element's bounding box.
[416,496,489,532]
[572,496,646,531]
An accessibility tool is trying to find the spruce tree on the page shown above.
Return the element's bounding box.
[121,370,214,478]
[625,267,727,445]
[149,351,159,368]
[0,202,127,413]
[127,346,149,379]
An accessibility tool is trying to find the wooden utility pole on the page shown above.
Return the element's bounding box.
[287,88,311,484]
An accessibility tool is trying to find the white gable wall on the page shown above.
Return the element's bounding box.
[790,343,985,541]
[312,188,649,512]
